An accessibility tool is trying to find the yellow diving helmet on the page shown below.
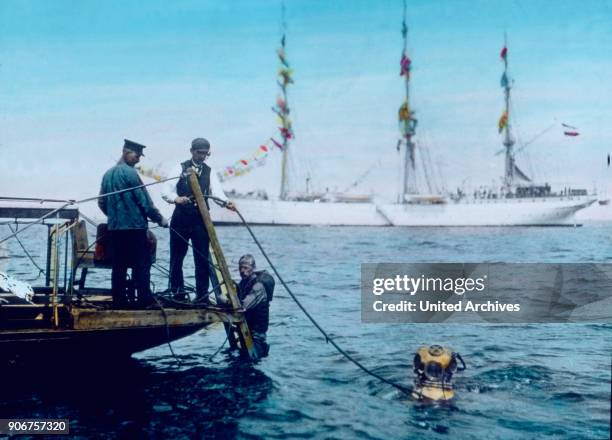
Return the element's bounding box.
[412,344,466,402]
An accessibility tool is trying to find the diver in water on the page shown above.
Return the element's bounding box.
[411,345,466,402]
[236,254,274,359]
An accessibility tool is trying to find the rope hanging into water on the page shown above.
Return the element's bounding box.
[0,176,180,246]
[206,195,412,395]
[1,179,411,394]
[5,223,45,278]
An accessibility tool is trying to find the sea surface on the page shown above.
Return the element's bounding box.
[1,222,611,439]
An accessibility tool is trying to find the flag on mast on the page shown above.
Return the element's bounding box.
[498,111,508,133]
[562,123,580,136]
[500,46,508,60]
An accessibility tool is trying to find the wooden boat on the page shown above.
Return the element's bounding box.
[0,173,257,364]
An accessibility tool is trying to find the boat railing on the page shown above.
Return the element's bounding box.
[453,194,594,205]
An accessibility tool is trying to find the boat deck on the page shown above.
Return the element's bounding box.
[0,297,243,363]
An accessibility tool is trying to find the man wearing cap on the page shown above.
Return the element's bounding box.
[162,138,235,303]
[99,139,169,308]
[236,254,270,358]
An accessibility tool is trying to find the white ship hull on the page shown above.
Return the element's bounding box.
[378,196,597,226]
[211,196,598,226]
[212,198,388,226]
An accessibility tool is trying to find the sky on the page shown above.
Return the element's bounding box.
[1,0,611,202]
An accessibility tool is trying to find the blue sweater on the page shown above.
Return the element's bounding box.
[98,161,163,230]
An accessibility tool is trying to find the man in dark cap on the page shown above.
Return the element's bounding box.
[99,139,168,308]
[162,138,235,303]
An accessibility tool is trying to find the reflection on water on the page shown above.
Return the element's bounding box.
[1,357,273,439]
[0,224,611,438]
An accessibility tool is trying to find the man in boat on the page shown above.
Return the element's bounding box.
[236,254,271,358]
[98,139,168,308]
[161,138,235,304]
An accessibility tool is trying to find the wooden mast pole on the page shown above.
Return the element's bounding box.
[400,0,416,201]
[502,33,515,189]
[187,170,257,360]
[278,0,291,200]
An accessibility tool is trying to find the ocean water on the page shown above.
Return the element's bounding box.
[1,222,611,439]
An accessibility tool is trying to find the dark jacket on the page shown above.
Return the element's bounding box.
[98,161,163,230]
[238,275,269,335]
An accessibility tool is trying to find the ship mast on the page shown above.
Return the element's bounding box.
[398,0,418,202]
[277,1,293,201]
[500,34,516,189]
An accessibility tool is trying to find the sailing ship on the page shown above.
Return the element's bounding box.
[211,6,388,226]
[377,22,596,226]
[211,7,596,227]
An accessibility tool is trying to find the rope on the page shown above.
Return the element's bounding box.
[6,223,45,278]
[166,223,222,274]
[67,213,224,365]
[209,335,229,361]
[2,184,412,393]
[85,199,222,293]
[72,213,219,302]
[0,176,180,246]
[1,178,221,369]
[0,196,76,203]
[0,201,74,245]
[69,218,200,296]
[65,219,185,364]
[204,194,412,395]
[152,294,182,367]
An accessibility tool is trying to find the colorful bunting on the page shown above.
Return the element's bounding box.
[218,31,294,183]
[398,102,410,122]
[275,31,293,151]
[562,123,579,136]
[500,72,509,88]
[276,96,287,112]
[271,138,283,151]
[400,119,417,138]
[400,54,411,77]
[498,111,508,133]
[277,47,289,67]
[397,29,416,142]
[278,68,294,86]
[136,165,166,182]
[218,140,275,182]
[279,127,293,140]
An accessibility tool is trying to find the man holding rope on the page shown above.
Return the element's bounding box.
[99,139,168,308]
[162,138,235,304]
